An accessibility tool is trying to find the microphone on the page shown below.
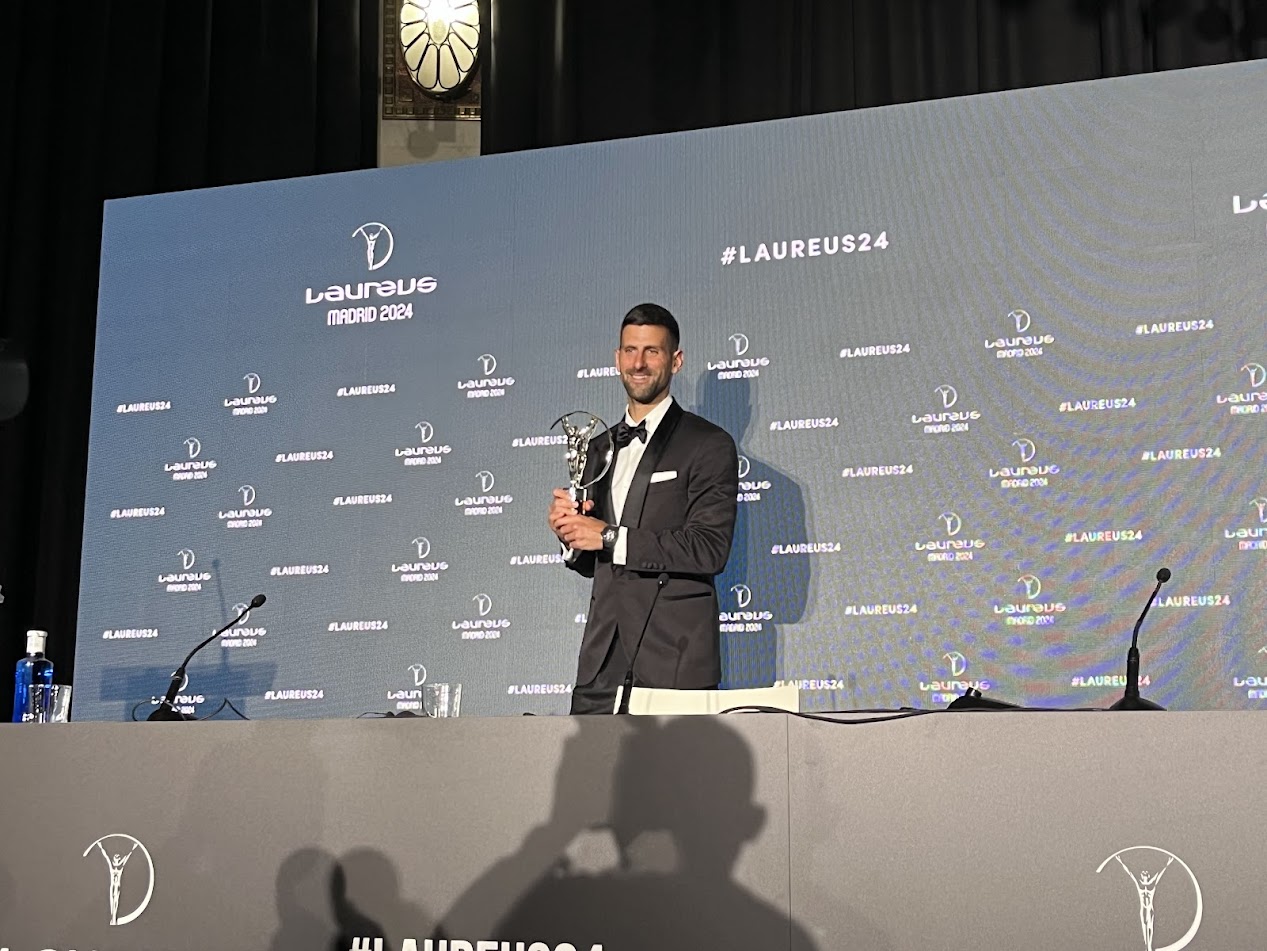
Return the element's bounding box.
[616,573,670,715]
[148,594,266,721]
[1109,569,1169,711]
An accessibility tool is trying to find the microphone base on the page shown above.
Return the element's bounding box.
[1108,694,1165,711]
[946,688,1022,711]
[146,704,193,721]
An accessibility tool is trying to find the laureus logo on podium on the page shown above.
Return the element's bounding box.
[1096,846,1202,951]
[82,834,156,926]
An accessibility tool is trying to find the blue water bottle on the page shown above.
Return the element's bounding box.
[12,630,53,722]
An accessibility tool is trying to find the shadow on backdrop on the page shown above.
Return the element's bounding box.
[442,716,819,950]
[692,371,810,688]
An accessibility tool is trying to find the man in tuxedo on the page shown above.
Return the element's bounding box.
[549,304,738,715]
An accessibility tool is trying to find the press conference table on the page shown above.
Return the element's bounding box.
[1,711,1261,950]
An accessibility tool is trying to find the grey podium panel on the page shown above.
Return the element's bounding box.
[788,711,1267,951]
[0,715,791,951]
[3,713,1262,951]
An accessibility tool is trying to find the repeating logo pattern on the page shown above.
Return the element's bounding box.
[75,65,1267,722]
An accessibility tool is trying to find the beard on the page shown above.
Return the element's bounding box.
[621,369,670,404]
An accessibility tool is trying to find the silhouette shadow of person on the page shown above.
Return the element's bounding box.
[329,847,436,951]
[269,847,339,951]
[444,716,817,950]
[690,370,810,688]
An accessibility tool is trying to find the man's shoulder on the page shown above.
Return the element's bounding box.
[675,406,736,447]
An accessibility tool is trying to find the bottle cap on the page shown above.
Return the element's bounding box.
[25,630,48,655]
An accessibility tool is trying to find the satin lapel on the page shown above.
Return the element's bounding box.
[619,400,683,529]
[589,430,618,523]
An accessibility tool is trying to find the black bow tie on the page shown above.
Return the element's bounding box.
[612,419,648,449]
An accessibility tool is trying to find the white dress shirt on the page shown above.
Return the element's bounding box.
[608,395,675,565]
[562,395,675,566]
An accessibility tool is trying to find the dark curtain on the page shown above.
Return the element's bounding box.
[482,0,1267,154]
[0,1,378,715]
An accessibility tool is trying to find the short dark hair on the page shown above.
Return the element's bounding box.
[621,303,680,352]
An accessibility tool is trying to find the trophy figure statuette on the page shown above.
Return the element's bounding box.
[552,410,614,512]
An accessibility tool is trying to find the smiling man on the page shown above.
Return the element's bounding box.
[549,303,739,714]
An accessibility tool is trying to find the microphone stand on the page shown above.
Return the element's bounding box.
[1109,570,1169,711]
[148,597,263,721]
[616,573,669,715]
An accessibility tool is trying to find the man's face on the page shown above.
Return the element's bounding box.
[616,324,682,405]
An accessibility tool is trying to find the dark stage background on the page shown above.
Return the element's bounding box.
[2,0,1264,715]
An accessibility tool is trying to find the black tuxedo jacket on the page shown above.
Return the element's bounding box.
[567,400,738,688]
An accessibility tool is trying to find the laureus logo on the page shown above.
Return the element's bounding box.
[396,421,451,468]
[1096,847,1202,951]
[730,584,753,608]
[708,331,770,379]
[408,662,428,687]
[1009,308,1031,333]
[935,384,958,409]
[1012,438,1036,463]
[737,455,751,479]
[412,537,432,559]
[239,485,256,506]
[1243,362,1267,389]
[1254,497,1267,523]
[1019,574,1042,600]
[177,548,196,570]
[233,601,252,624]
[352,222,394,271]
[476,470,495,493]
[942,651,967,677]
[472,593,493,617]
[83,834,156,926]
[458,353,514,399]
[244,372,262,394]
[184,436,202,459]
[939,512,962,537]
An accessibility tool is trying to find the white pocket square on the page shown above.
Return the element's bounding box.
[649,470,677,483]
